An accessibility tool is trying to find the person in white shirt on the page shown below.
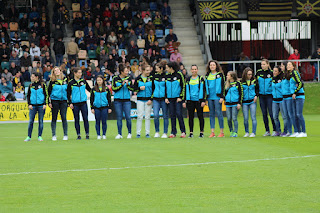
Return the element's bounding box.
[30,42,41,61]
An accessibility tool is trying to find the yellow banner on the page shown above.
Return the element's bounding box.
[0,102,74,121]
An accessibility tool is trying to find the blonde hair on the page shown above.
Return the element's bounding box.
[225,71,238,90]
[50,66,64,81]
[261,59,271,70]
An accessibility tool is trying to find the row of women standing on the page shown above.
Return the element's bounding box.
[24,59,307,141]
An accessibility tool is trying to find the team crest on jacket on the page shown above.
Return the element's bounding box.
[232,84,236,87]
[173,77,177,80]
[278,80,281,83]
[217,75,220,78]
[38,85,41,89]
[267,74,271,78]
[80,82,84,85]
[162,78,165,81]
[63,81,67,84]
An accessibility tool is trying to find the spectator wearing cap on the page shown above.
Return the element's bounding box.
[30,42,41,61]
[66,38,79,61]
[1,69,13,82]
[9,51,20,66]
[170,48,183,62]
[53,38,65,66]
[0,43,10,62]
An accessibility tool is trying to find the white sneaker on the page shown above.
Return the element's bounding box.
[115,134,123,139]
[102,135,106,139]
[127,133,132,139]
[52,136,57,141]
[289,132,300,137]
[97,135,101,140]
[271,131,277,136]
[63,136,68,141]
[154,132,160,138]
[161,133,168,138]
[243,132,249,137]
[249,133,256,137]
[296,132,307,137]
[285,133,291,137]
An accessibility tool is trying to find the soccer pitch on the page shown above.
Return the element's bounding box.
[1,114,320,212]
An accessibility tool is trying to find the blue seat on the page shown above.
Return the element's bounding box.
[19,13,26,20]
[123,20,128,28]
[150,2,157,11]
[24,81,31,88]
[118,49,127,56]
[88,50,96,59]
[138,49,144,55]
[29,22,34,28]
[9,31,15,38]
[130,59,139,65]
[1,62,10,70]
[155,29,163,38]
[79,60,88,68]
[165,29,170,36]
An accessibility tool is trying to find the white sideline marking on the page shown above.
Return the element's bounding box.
[0,155,319,176]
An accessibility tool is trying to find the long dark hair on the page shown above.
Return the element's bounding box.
[118,63,126,74]
[154,60,167,72]
[206,60,222,75]
[273,65,284,79]
[285,61,297,80]
[167,61,179,72]
[32,72,43,86]
[94,75,106,92]
[241,67,254,83]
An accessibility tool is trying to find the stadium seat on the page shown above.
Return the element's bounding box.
[165,29,170,36]
[24,81,31,88]
[130,59,139,65]
[21,41,29,47]
[90,60,98,67]
[19,13,25,19]
[88,50,96,59]
[132,11,137,17]
[138,49,144,55]
[9,31,15,38]
[1,62,9,70]
[118,49,127,55]
[9,22,18,31]
[141,11,151,19]
[109,3,119,9]
[78,50,87,59]
[72,3,80,11]
[29,22,34,28]
[123,20,128,28]
[75,30,84,38]
[155,29,164,38]
[149,2,157,11]
[120,2,128,10]
[158,38,165,47]
[20,32,28,41]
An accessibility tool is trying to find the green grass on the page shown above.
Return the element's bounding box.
[1,114,320,212]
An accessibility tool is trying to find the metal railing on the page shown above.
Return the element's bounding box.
[193,0,212,64]
[217,59,320,82]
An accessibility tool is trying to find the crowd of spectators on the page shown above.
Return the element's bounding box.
[0,0,186,102]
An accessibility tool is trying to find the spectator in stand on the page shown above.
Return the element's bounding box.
[170,48,183,62]
[92,66,104,82]
[128,29,137,46]
[0,32,10,44]
[30,22,40,35]
[84,67,92,80]
[288,48,301,68]
[29,6,40,23]
[43,65,51,82]
[84,22,94,37]
[135,24,145,39]
[7,4,19,22]
[107,54,116,72]
[1,69,13,82]
[0,91,5,101]
[153,11,163,29]
[0,77,13,98]
[66,38,79,61]
[85,30,98,51]
[14,81,24,100]
[146,30,156,49]
[122,3,132,21]
[41,51,53,65]
[103,6,112,18]
[118,50,127,64]
[143,14,152,24]
[9,51,20,66]
[39,22,51,39]
[52,6,67,35]
[19,13,29,32]
[145,21,155,35]
[72,12,83,35]
[166,41,175,56]
[9,62,20,75]
[131,60,139,77]
[32,62,43,74]
[29,32,40,47]
[0,43,10,61]
[117,34,126,49]
[162,2,171,17]
[93,21,105,37]
[311,46,320,81]
[53,37,65,66]
[165,29,180,47]
[115,21,125,36]
[12,71,24,87]
[127,40,139,60]
[12,43,23,58]
[107,31,118,49]
[10,33,21,47]
[132,13,143,29]
[104,21,113,36]
[20,52,32,69]
[99,49,108,65]
[96,39,108,58]
[163,15,173,30]
[21,67,30,82]
[92,3,103,20]
[39,35,50,49]
[53,0,66,12]
[30,42,41,61]
[52,25,64,41]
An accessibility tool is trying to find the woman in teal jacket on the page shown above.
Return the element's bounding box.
[271,66,283,136]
